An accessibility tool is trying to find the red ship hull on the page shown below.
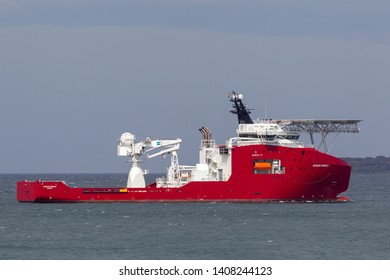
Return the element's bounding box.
[17,145,352,203]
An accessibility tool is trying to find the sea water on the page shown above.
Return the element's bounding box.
[0,173,389,260]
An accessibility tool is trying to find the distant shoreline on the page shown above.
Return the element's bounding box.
[343,156,390,173]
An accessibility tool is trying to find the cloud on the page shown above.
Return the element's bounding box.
[1,24,389,172]
[1,0,389,43]
[1,1,389,172]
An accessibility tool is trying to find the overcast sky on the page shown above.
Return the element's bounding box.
[1,0,389,173]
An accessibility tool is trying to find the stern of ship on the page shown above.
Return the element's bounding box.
[17,180,39,202]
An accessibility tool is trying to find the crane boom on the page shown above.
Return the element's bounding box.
[117,132,182,187]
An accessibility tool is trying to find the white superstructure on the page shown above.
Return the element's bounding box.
[117,92,361,189]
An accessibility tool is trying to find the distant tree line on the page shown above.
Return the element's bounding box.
[342,156,390,173]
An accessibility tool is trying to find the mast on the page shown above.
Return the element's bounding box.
[227,92,361,154]
[228,91,254,124]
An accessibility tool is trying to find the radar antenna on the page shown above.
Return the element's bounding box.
[228,91,254,124]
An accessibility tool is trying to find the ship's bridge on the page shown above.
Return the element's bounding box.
[279,119,361,153]
[237,120,300,140]
[235,119,361,153]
